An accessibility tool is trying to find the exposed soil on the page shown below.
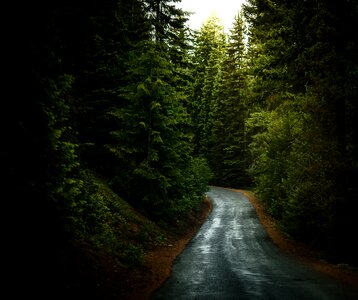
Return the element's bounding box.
[121,197,213,300]
[119,189,358,299]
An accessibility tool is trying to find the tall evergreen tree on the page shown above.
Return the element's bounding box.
[210,13,250,187]
[190,15,227,156]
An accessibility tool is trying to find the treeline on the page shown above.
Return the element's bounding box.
[192,0,358,265]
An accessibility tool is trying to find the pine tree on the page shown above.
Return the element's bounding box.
[190,14,227,156]
[210,13,250,187]
[106,0,210,218]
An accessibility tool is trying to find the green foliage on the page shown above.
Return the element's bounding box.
[209,13,251,187]
[106,38,212,220]
[122,244,145,266]
[189,15,227,155]
[43,75,82,207]
[67,170,167,265]
[242,0,358,261]
[171,157,213,215]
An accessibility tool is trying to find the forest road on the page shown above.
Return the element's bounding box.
[152,186,358,300]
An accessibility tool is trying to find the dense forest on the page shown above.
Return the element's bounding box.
[4,0,358,298]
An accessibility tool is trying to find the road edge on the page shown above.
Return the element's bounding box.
[123,196,213,300]
[231,188,358,289]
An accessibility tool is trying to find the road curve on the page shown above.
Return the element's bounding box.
[152,187,358,300]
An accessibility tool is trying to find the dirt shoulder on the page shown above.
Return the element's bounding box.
[122,197,213,300]
[232,189,358,289]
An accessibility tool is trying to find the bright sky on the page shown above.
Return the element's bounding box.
[176,0,247,32]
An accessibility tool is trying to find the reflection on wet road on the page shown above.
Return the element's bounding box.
[153,187,358,299]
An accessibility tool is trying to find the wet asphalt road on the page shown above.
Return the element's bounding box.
[152,187,358,300]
